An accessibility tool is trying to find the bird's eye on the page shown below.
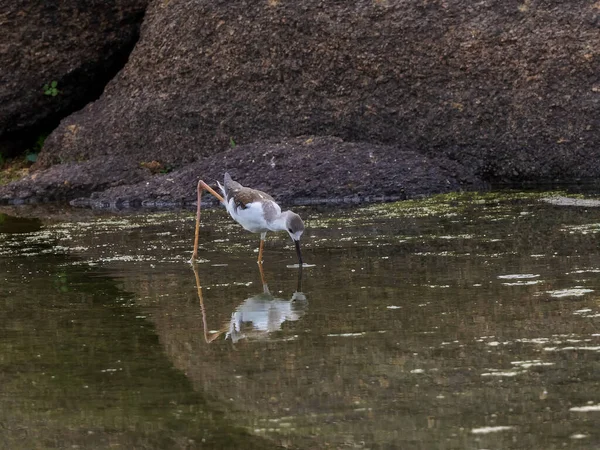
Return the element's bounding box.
[288,228,293,233]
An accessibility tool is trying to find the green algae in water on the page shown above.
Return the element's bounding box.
[359,190,585,219]
[3,192,600,449]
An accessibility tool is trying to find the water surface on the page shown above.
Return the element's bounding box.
[1,192,599,449]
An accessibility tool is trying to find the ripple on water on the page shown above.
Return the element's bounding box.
[569,403,600,412]
[481,370,523,377]
[569,268,600,274]
[573,308,600,318]
[3,193,600,449]
[544,346,600,352]
[542,288,594,298]
[510,360,555,369]
[471,426,515,434]
[570,433,590,439]
[501,280,543,286]
[497,274,540,279]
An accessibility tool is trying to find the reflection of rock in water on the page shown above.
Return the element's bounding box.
[226,291,307,343]
[0,213,42,234]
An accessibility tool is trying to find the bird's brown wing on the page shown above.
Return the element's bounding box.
[224,173,275,210]
[223,173,243,201]
[233,188,275,210]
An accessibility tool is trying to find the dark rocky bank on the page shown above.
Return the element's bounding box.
[0,0,148,158]
[1,0,599,208]
[1,137,484,208]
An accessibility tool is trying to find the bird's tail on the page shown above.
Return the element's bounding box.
[217,180,226,200]
[221,172,243,200]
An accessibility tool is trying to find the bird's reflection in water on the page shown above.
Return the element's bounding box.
[192,263,307,343]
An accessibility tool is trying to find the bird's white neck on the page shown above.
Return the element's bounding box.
[267,211,289,232]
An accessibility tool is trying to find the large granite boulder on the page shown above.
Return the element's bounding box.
[0,0,148,156]
[38,0,600,182]
[2,0,599,206]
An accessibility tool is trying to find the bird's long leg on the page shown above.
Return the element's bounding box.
[191,180,225,262]
[257,232,267,264]
[257,259,268,291]
[199,180,224,203]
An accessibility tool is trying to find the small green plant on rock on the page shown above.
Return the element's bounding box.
[43,81,59,97]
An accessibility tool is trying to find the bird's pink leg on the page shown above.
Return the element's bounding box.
[257,259,268,290]
[199,181,224,203]
[191,180,225,262]
[257,232,266,264]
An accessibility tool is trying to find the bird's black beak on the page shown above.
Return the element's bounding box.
[294,239,303,266]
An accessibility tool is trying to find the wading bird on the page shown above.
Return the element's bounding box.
[191,173,305,265]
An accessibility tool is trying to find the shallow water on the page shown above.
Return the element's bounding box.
[1,192,600,449]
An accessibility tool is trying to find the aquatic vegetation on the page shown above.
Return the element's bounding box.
[543,197,600,207]
[2,190,600,448]
[510,360,554,369]
[360,190,581,219]
[561,223,600,235]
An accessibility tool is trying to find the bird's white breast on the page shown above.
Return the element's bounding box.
[226,199,277,233]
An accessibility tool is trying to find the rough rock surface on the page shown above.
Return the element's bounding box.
[0,156,148,204]
[1,137,484,207]
[0,0,148,155]
[38,0,600,181]
[3,0,600,206]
